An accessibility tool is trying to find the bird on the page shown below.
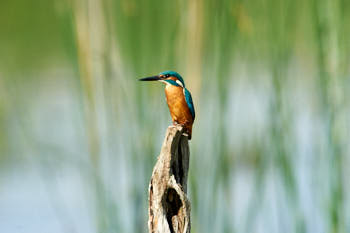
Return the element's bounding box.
[139,70,195,140]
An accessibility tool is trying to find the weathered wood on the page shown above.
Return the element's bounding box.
[148,125,191,233]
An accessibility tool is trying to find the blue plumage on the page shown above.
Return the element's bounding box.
[162,72,195,120]
[184,88,195,119]
[164,79,195,119]
[139,70,195,139]
[160,71,185,87]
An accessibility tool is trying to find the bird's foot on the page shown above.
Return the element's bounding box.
[173,122,186,129]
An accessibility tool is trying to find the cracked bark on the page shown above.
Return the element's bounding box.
[148,125,191,233]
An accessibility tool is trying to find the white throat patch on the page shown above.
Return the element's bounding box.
[159,80,169,85]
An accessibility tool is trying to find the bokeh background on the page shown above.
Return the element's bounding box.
[1,0,350,232]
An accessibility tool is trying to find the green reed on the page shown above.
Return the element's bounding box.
[0,0,349,232]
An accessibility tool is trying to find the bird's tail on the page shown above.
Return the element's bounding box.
[186,125,192,140]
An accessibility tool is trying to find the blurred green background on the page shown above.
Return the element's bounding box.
[0,0,349,232]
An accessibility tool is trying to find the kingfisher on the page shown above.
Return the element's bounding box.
[139,71,195,140]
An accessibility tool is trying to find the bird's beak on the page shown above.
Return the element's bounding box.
[139,75,162,81]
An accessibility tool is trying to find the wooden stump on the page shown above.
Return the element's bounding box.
[148,125,191,233]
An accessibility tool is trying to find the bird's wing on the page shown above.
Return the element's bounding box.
[184,88,195,120]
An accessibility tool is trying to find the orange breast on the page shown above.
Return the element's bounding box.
[165,85,194,139]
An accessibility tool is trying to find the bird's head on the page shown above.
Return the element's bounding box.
[139,70,185,87]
